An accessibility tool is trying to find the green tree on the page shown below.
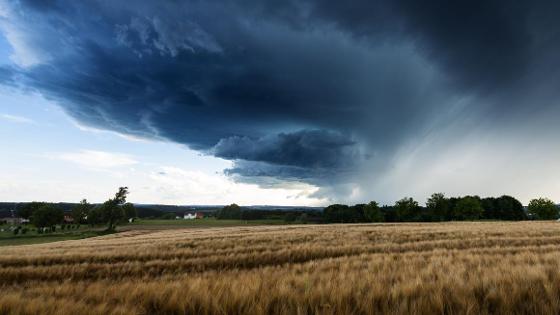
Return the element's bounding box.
[122,202,137,220]
[495,195,526,220]
[426,193,449,221]
[217,203,242,219]
[364,201,383,222]
[32,204,64,228]
[453,196,483,220]
[395,197,421,221]
[98,187,129,231]
[87,206,104,226]
[528,198,558,220]
[349,204,368,222]
[481,197,497,219]
[99,201,124,231]
[72,199,92,224]
[17,201,45,219]
[323,204,350,223]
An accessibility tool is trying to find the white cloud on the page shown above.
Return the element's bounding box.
[138,166,322,205]
[1,113,34,124]
[52,150,138,168]
[69,118,156,143]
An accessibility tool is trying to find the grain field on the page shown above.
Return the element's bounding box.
[2,222,560,314]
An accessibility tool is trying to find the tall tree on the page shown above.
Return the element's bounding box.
[349,204,368,222]
[87,206,103,226]
[453,196,484,220]
[122,203,137,220]
[364,201,383,222]
[495,195,526,220]
[395,197,421,222]
[216,204,242,220]
[426,193,449,221]
[72,199,92,224]
[99,187,129,231]
[323,204,350,223]
[528,198,558,220]
[481,197,497,219]
[32,205,64,228]
[17,202,45,219]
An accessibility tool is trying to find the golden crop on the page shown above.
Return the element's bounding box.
[2,222,560,314]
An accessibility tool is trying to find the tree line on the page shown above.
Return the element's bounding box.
[216,204,320,223]
[322,194,559,223]
[15,187,137,231]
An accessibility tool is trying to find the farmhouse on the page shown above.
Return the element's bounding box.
[183,212,204,220]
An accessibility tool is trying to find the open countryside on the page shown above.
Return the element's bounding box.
[3,222,560,314]
[3,1,560,314]
[2,189,560,313]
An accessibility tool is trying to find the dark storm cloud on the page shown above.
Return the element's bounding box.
[213,130,357,169]
[1,0,560,195]
[306,1,535,91]
[214,130,361,184]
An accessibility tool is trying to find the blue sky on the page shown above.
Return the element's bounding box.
[0,86,321,205]
[1,1,560,206]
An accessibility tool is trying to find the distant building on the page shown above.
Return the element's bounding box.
[184,213,196,219]
[184,212,204,220]
[63,215,74,223]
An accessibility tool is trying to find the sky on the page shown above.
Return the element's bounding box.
[1,0,560,206]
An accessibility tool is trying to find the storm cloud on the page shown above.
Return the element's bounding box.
[1,0,560,201]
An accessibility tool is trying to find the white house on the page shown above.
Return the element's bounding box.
[184,213,197,220]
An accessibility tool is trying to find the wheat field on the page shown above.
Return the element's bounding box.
[2,222,560,314]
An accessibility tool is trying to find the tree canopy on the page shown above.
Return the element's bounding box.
[216,204,242,219]
[364,201,383,222]
[323,194,532,223]
[426,193,449,221]
[17,202,45,219]
[453,196,483,220]
[32,204,64,228]
[395,197,421,222]
[528,198,558,220]
[72,199,92,224]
